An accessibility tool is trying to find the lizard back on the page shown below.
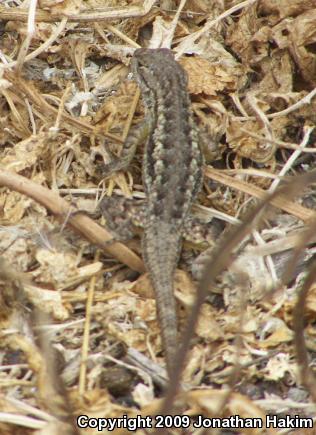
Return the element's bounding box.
[131,49,203,224]
[131,48,203,376]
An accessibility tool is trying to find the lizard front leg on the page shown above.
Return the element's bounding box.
[103,120,151,177]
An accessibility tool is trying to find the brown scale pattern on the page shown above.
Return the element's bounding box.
[131,48,203,376]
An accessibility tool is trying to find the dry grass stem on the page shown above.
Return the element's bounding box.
[1,0,316,430]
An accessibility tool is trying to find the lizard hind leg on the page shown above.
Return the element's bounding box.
[99,195,145,241]
[183,216,217,250]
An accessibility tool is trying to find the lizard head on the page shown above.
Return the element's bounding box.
[130,48,188,100]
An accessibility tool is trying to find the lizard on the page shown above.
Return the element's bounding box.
[101,48,204,377]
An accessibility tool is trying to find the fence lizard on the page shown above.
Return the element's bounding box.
[101,48,203,377]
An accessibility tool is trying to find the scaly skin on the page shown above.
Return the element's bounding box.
[131,48,203,376]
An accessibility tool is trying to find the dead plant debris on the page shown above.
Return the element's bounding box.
[0,0,316,433]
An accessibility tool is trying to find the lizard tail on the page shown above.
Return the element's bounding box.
[154,275,178,377]
[142,223,182,377]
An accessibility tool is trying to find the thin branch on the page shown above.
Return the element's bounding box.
[175,0,257,59]
[293,257,316,403]
[15,0,38,74]
[157,170,316,422]
[240,128,316,153]
[1,18,68,70]
[205,166,315,222]
[232,87,316,121]
[0,0,157,23]
[0,169,144,273]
